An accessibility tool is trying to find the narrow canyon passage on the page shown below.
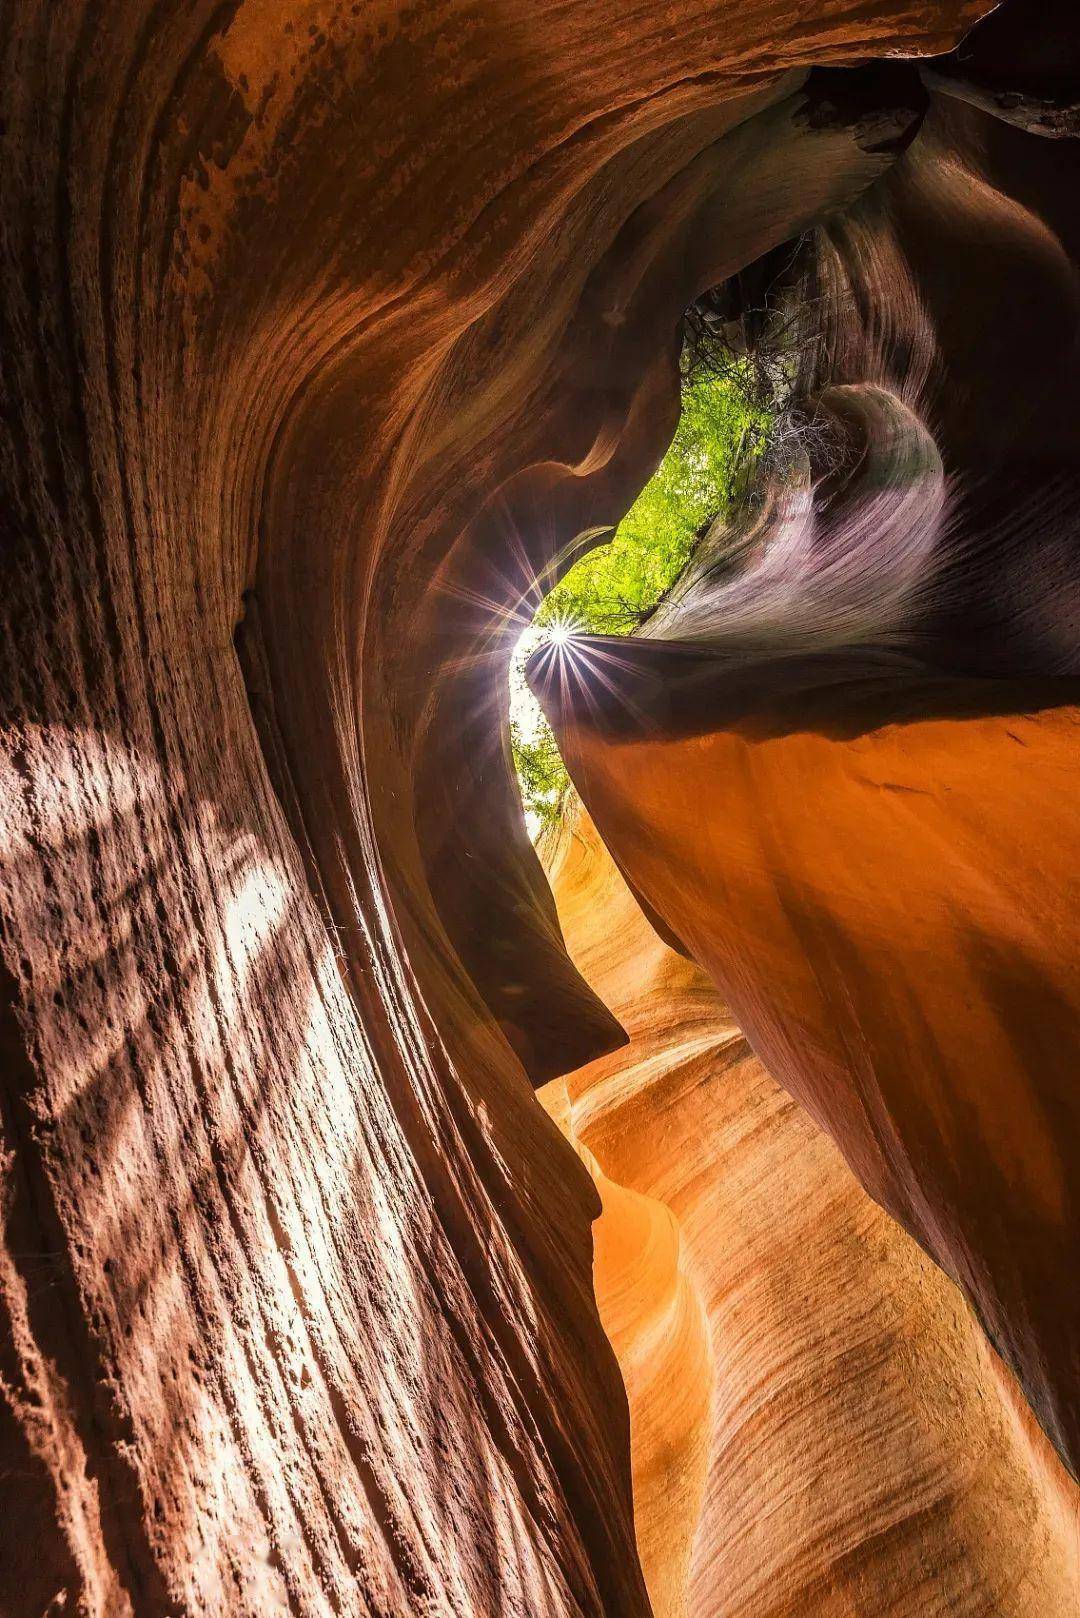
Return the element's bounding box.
[2,1,1080,1615]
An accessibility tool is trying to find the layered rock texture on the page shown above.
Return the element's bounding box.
[541,805,1079,1618]
[534,0,1080,1499]
[2,1,1079,1615]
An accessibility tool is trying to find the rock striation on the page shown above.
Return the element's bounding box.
[541,804,1079,1617]
[2,1,1077,1614]
[532,0,1080,1496]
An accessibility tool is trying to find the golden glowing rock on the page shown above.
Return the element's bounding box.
[543,806,1079,1617]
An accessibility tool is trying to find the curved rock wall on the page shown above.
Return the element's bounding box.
[533,22,1080,1489]
[544,664,1080,1483]
[541,805,1079,1617]
[2,1,1069,1613]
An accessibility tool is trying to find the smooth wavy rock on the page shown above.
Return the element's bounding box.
[0,1,1061,1614]
[540,805,1079,1617]
[538,656,1080,1491]
[533,16,1080,1488]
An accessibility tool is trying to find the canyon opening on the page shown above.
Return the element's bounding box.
[1,3,1079,1617]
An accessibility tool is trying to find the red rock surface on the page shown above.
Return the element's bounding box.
[541,804,1080,1617]
[544,665,1080,1496]
[3,2,1069,1614]
[534,4,1080,1499]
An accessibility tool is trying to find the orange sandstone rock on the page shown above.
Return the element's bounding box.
[543,661,1080,1489]
[542,806,1080,1617]
[0,1,1025,1612]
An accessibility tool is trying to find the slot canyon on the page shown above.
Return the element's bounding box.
[1,0,1078,1614]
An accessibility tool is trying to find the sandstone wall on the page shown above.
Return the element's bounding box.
[534,9,1080,1489]
[2,3,1058,1614]
[541,805,1079,1617]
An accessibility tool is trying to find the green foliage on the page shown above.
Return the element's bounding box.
[508,718,570,831]
[535,362,771,637]
[512,363,771,832]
